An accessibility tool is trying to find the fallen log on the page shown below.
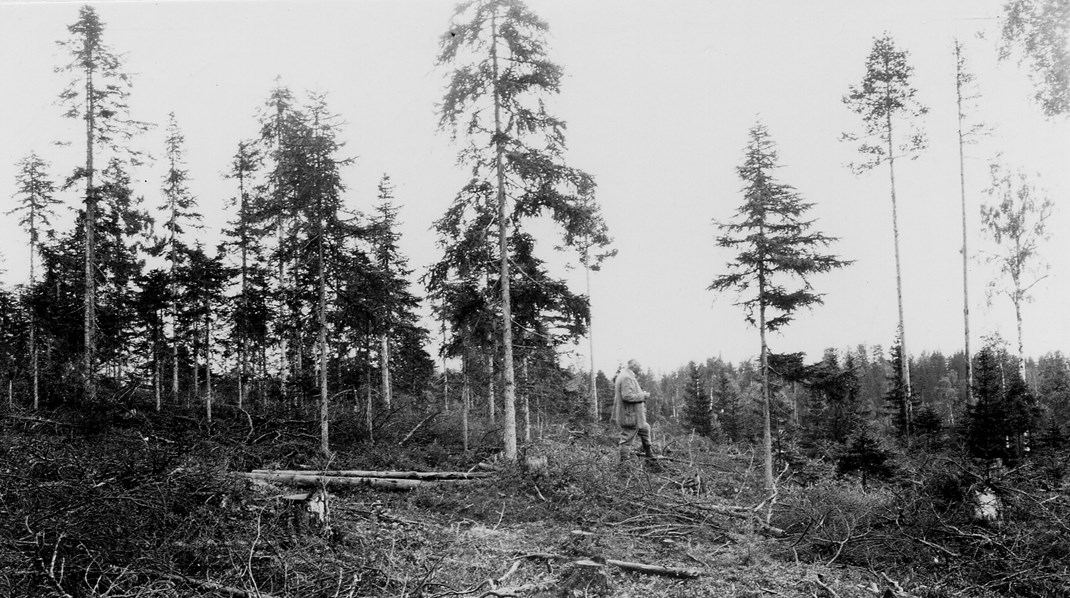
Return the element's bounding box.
[521,553,701,579]
[250,468,492,481]
[236,471,425,491]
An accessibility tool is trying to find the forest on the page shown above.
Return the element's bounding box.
[1,1,1068,597]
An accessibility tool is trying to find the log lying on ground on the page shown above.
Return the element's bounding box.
[236,471,425,491]
[523,553,701,579]
[250,468,493,481]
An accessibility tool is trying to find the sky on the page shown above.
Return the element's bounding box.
[0,0,1067,377]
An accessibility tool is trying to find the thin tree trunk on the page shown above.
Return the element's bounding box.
[759,261,774,495]
[490,11,517,460]
[30,258,38,411]
[886,109,912,436]
[238,143,249,410]
[318,212,329,454]
[171,256,179,404]
[365,327,374,443]
[83,54,97,404]
[192,333,199,409]
[521,357,531,443]
[955,41,974,407]
[154,339,161,412]
[585,257,598,422]
[441,303,449,413]
[1014,275,1026,375]
[380,334,391,410]
[205,305,212,423]
[486,350,496,424]
[462,353,470,452]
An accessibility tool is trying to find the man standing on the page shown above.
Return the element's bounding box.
[613,359,655,463]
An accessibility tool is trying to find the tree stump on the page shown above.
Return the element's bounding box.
[282,488,331,537]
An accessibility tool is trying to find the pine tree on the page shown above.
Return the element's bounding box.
[954,39,986,406]
[436,0,601,460]
[565,193,615,423]
[711,121,851,493]
[57,5,148,402]
[842,33,928,410]
[8,152,61,409]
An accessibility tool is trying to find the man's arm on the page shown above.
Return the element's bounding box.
[620,377,648,403]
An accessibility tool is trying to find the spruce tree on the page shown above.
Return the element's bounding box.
[8,152,61,409]
[711,121,851,493]
[436,0,601,460]
[684,362,714,437]
[155,113,202,404]
[57,5,148,402]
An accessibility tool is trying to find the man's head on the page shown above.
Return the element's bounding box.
[627,358,641,373]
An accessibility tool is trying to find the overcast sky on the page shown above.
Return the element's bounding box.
[0,0,1066,376]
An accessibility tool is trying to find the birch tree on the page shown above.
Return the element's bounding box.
[981,163,1052,372]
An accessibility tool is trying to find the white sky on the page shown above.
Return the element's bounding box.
[0,0,1066,376]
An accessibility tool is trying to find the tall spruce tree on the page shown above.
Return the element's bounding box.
[156,113,202,403]
[436,0,600,460]
[57,4,148,402]
[223,140,267,409]
[842,33,928,413]
[711,121,850,493]
[9,152,61,409]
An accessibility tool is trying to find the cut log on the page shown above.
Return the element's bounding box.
[236,471,425,491]
[251,469,492,481]
[522,553,701,579]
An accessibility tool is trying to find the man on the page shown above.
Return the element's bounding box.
[613,358,655,463]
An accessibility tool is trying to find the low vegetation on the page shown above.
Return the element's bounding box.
[3,399,1067,598]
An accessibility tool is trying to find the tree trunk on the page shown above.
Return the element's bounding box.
[490,11,517,461]
[759,276,774,495]
[365,327,374,443]
[585,258,598,421]
[486,349,496,424]
[521,358,531,443]
[83,56,97,404]
[191,332,199,409]
[205,306,212,423]
[462,355,470,452]
[318,215,329,454]
[886,110,912,435]
[380,334,392,410]
[955,41,975,407]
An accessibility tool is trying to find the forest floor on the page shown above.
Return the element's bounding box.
[2,401,1062,597]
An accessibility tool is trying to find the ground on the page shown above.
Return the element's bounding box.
[1,404,1049,597]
